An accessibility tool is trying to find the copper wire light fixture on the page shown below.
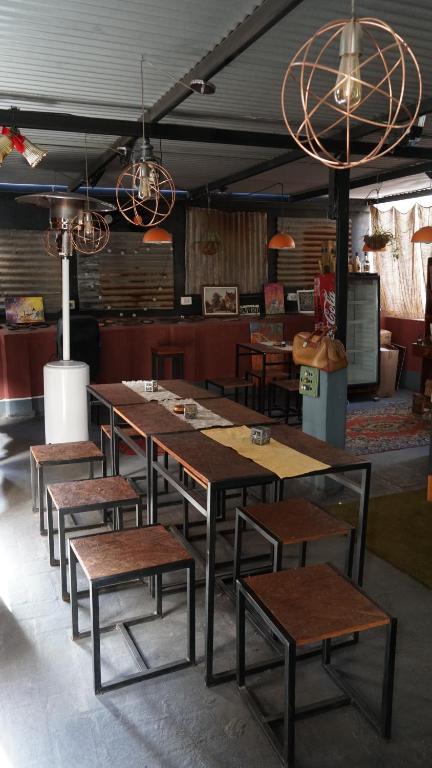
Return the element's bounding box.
[70,137,110,255]
[116,57,175,227]
[280,2,422,170]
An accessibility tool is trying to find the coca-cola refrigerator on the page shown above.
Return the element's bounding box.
[314,272,380,393]
[346,273,380,393]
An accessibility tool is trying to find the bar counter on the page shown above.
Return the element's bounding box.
[0,314,313,412]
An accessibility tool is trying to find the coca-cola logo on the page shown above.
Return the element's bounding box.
[323,289,336,326]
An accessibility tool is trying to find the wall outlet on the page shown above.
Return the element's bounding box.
[69,299,76,310]
[287,292,297,302]
[180,296,192,306]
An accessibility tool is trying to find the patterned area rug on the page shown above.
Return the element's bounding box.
[346,403,430,454]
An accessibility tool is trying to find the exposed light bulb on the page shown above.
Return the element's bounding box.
[137,162,152,200]
[83,211,93,238]
[334,19,363,109]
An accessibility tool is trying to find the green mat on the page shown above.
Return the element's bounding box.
[329,488,432,590]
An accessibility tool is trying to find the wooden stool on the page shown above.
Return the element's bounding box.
[47,475,142,601]
[151,346,185,378]
[205,377,256,408]
[30,441,105,536]
[269,378,302,423]
[70,525,195,694]
[233,498,355,584]
[237,563,397,767]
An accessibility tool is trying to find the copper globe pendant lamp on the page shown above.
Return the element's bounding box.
[116,57,175,227]
[280,0,422,170]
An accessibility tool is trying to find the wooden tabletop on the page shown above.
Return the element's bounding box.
[202,398,274,426]
[237,341,293,355]
[87,383,145,406]
[88,380,214,407]
[152,430,276,487]
[114,402,195,437]
[269,424,368,470]
[160,380,215,400]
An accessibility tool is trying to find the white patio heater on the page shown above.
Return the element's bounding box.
[16,192,115,443]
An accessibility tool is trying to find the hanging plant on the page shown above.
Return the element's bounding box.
[363,227,399,259]
[196,230,222,257]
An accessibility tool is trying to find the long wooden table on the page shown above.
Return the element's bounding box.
[150,424,370,687]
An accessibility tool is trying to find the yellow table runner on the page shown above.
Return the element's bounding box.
[202,425,330,479]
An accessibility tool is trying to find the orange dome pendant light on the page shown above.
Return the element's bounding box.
[142,226,172,244]
[411,226,432,243]
[267,184,295,250]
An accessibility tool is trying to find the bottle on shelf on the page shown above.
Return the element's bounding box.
[363,253,370,272]
[348,255,354,272]
[354,251,362,272]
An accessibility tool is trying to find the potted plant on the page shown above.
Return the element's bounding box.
[363,227,399,258]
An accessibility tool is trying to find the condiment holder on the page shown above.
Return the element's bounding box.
[250,426,271,445]
[143,380,158,392]
[184,403,198,419]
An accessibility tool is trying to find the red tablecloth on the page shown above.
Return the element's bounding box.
[0,314,314,401]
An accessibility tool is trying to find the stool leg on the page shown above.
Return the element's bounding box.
[236,584,246,687]
[30,453,37,514]
[345,528,356,578]
[151,353,156,379]
[163,452,169,493]
[156,574,163,617]
[233,511,243,586]
[47,492,58,567]
[283,643,296,768]
[135,501,143,528]
[178,355,184,378]
[274,541,283,572]
[381,617,397,739]
[298,542,307,568]
[322,638,332,666]
[38,465,46,535]
[183,499,190,539]
[89,461,94,480]
[187,561,196,664]
[59,511,69,601]
[70,548,79,639]
[90,584,102,694]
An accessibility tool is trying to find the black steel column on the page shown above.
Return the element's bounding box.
[334,168,350,346]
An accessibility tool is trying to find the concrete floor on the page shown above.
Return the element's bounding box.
[0,408,431,768]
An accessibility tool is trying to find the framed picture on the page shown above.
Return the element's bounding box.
[5,295,45,324]
[297,289,315,314]
[202,285,239,316]
[264,282,285,315]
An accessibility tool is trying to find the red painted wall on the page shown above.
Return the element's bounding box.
[381,314,423,373]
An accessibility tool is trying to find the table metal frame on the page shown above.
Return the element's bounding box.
[150,437,371,687]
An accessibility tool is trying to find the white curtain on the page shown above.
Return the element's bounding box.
[371,204,432,319]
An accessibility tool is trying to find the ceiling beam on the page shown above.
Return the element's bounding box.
[66,0,306,190]
[286,161,432,204]
[146,0,306,123]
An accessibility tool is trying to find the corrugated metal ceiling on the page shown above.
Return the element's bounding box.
[0,0,430,198]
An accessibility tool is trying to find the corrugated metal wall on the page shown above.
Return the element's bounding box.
[276,217,351,288]
[0,230,62,311]
[185,208,267,293]
[78,231,173,309]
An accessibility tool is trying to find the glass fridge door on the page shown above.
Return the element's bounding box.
[347,275,379,386]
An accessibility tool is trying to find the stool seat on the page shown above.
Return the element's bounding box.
[31,440,103,465]
[243,498,352,545]
[71,525,192,581]
[272,378,300,393]
[245,563,389,647]
[48,475,139,512]
[206,377,254,389]
[151,346,184,356]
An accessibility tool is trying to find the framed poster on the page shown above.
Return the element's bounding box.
[264,282,285,315]
[202,286,239,316]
